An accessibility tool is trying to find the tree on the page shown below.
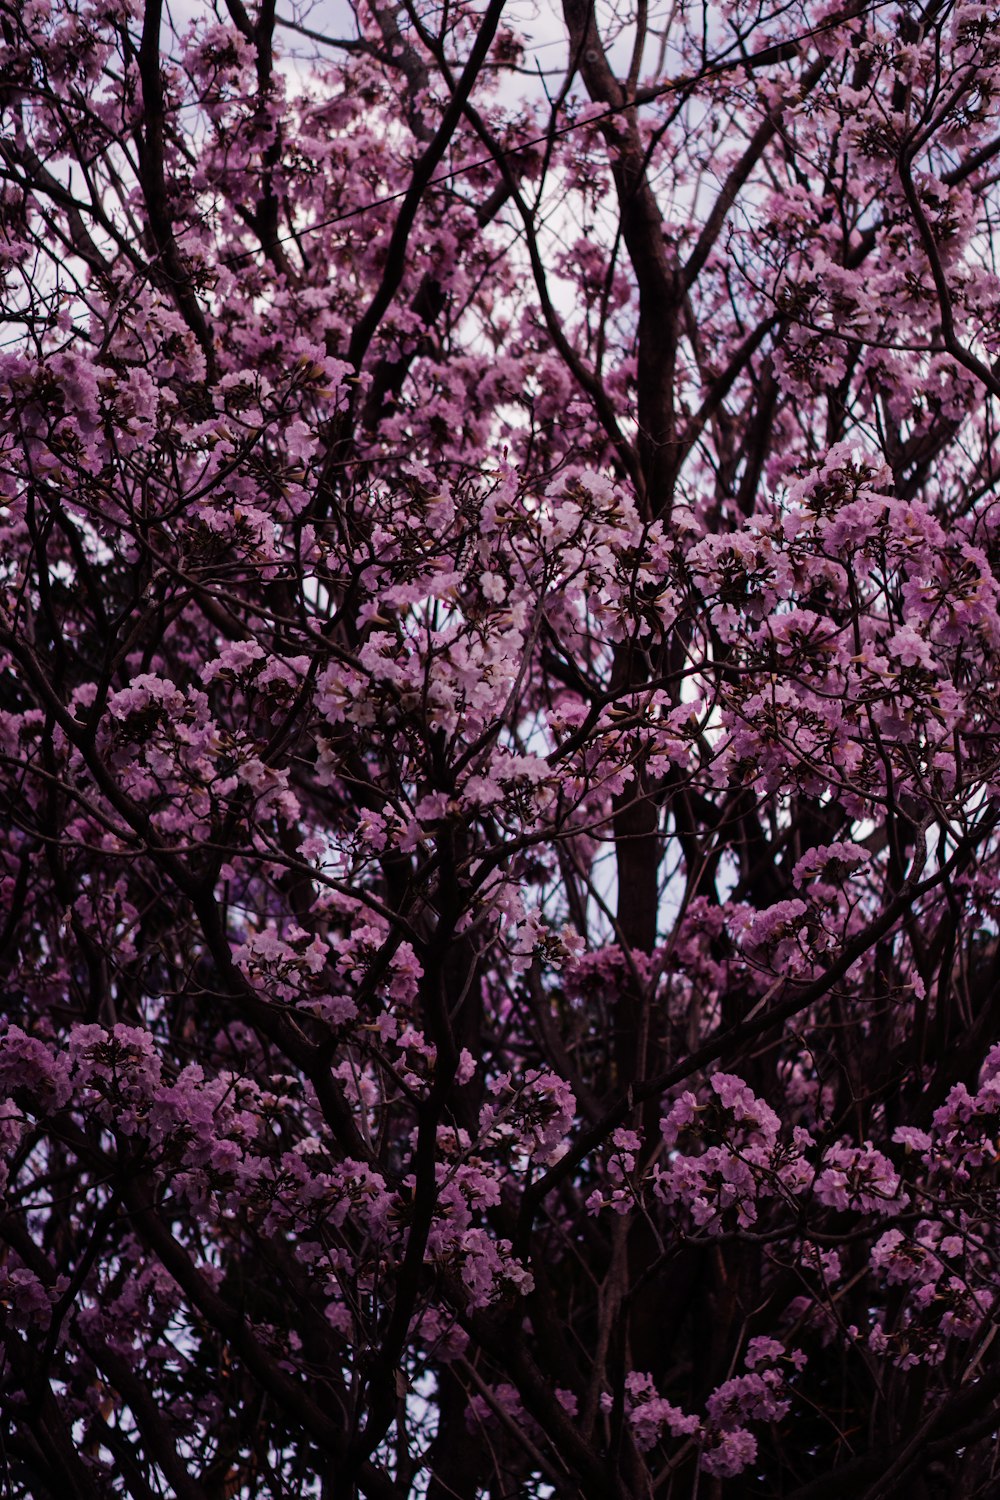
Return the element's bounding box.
[2,0,1000,1493]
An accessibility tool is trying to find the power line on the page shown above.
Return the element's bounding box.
[218,7,856,270]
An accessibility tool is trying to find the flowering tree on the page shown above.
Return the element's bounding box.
[2,0,1000,1493]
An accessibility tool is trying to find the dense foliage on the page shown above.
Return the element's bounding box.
[3,0,1000,1494]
